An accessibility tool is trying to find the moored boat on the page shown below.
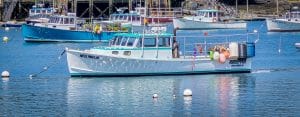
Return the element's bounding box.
[22,13,127,42]
[266,11,300,32]
[1,21,24,27]
[66,32,257,77]
[173,9,246,30]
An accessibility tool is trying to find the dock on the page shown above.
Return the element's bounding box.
[0,0,184,21]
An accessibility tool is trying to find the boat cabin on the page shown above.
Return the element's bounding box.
[92,33,174,59]
[109,13,141,22]
[38,13,78,30]
[194,9,224,22]
[48,15,76,25]
[285,11,300,20]
[29,5,54,16]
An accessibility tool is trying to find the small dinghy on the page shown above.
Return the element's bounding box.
[295,43,300,48]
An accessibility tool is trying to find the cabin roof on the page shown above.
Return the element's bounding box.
[114,33,173,38]
[197,9,220,12]
[111,13,140,16]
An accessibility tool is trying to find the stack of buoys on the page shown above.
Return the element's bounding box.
[209,45,230,64]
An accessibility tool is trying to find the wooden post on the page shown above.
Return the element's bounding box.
[236,0,238,15]
[246,0,248,15]
[0,0,2,21]
[74,0,77,14]
[129,0,132,11]
[89,0,93,18]
[109,0,112,15]
[276,0,279,16]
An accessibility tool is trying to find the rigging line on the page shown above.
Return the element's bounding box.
[29,50,66,78]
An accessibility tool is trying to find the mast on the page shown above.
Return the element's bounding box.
[276,0,279,16]
[235,0,238,16]
[246,0,248,15]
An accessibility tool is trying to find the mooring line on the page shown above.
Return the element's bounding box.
[29,50,66,78]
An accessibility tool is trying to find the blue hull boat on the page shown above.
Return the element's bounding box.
[22,24,118,42]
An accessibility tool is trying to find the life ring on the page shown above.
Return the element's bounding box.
[212,17,217,22]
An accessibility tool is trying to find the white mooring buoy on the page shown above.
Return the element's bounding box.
[183,89,192,96]
[3,36,9,42]
[5,27,10,31]
[153,93,158,98]
[1,71,10,77]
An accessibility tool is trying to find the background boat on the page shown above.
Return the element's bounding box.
[22,13,128,42]
[173,9,246,30]
[266,11,300,32]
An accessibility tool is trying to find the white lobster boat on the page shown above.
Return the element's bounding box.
[173,9,246,30]
[266,11,300,32]
[66,32,256,77]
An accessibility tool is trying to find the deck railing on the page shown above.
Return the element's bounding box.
[174,33,258,59]
[147,7,183,18]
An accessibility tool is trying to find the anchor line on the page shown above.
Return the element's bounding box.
[29,50,66,78]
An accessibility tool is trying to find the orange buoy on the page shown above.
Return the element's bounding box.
[223,50,230,59]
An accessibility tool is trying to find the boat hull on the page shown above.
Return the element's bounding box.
[173,18,247,30]
[266,19,300,32]
[66,49,251,77]
[22,24,119,42]
[1,23,22,27]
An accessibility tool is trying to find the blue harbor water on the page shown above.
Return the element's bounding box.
[0,21,300,116]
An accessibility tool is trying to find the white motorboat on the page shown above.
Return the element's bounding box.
[66,32,257,77]
[173,9,247,30]
[266,11,300,32]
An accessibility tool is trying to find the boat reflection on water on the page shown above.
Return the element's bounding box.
[66,74,255,116]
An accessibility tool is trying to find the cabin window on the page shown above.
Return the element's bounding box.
[64,18,70,24]
[112,51,119,55]
[47,9,52,13]
[70,18,75,24]
[42,10,46,14]
[213,12,217,17]
[144,38,156,47]
[133,39,140,47]
[126,38,136,47]
[60,18,64,24]
[56,17,60,23]
[120,37,128,46]
[158,37,170,47]
[128,15,132,21]
[113,37,121,46]
[123,51,131,56]
[30,9,35,14]
[204,12,208,17]
[209,12,212,18]
[36,10,41,13]
[119,15,124,20]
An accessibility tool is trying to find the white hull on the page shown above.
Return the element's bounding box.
[266,18,300,32]
[173,18,247,30]
[66,49,251,77]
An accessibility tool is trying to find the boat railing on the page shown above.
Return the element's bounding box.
[148,8,182,18]
[174,33,258,59]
